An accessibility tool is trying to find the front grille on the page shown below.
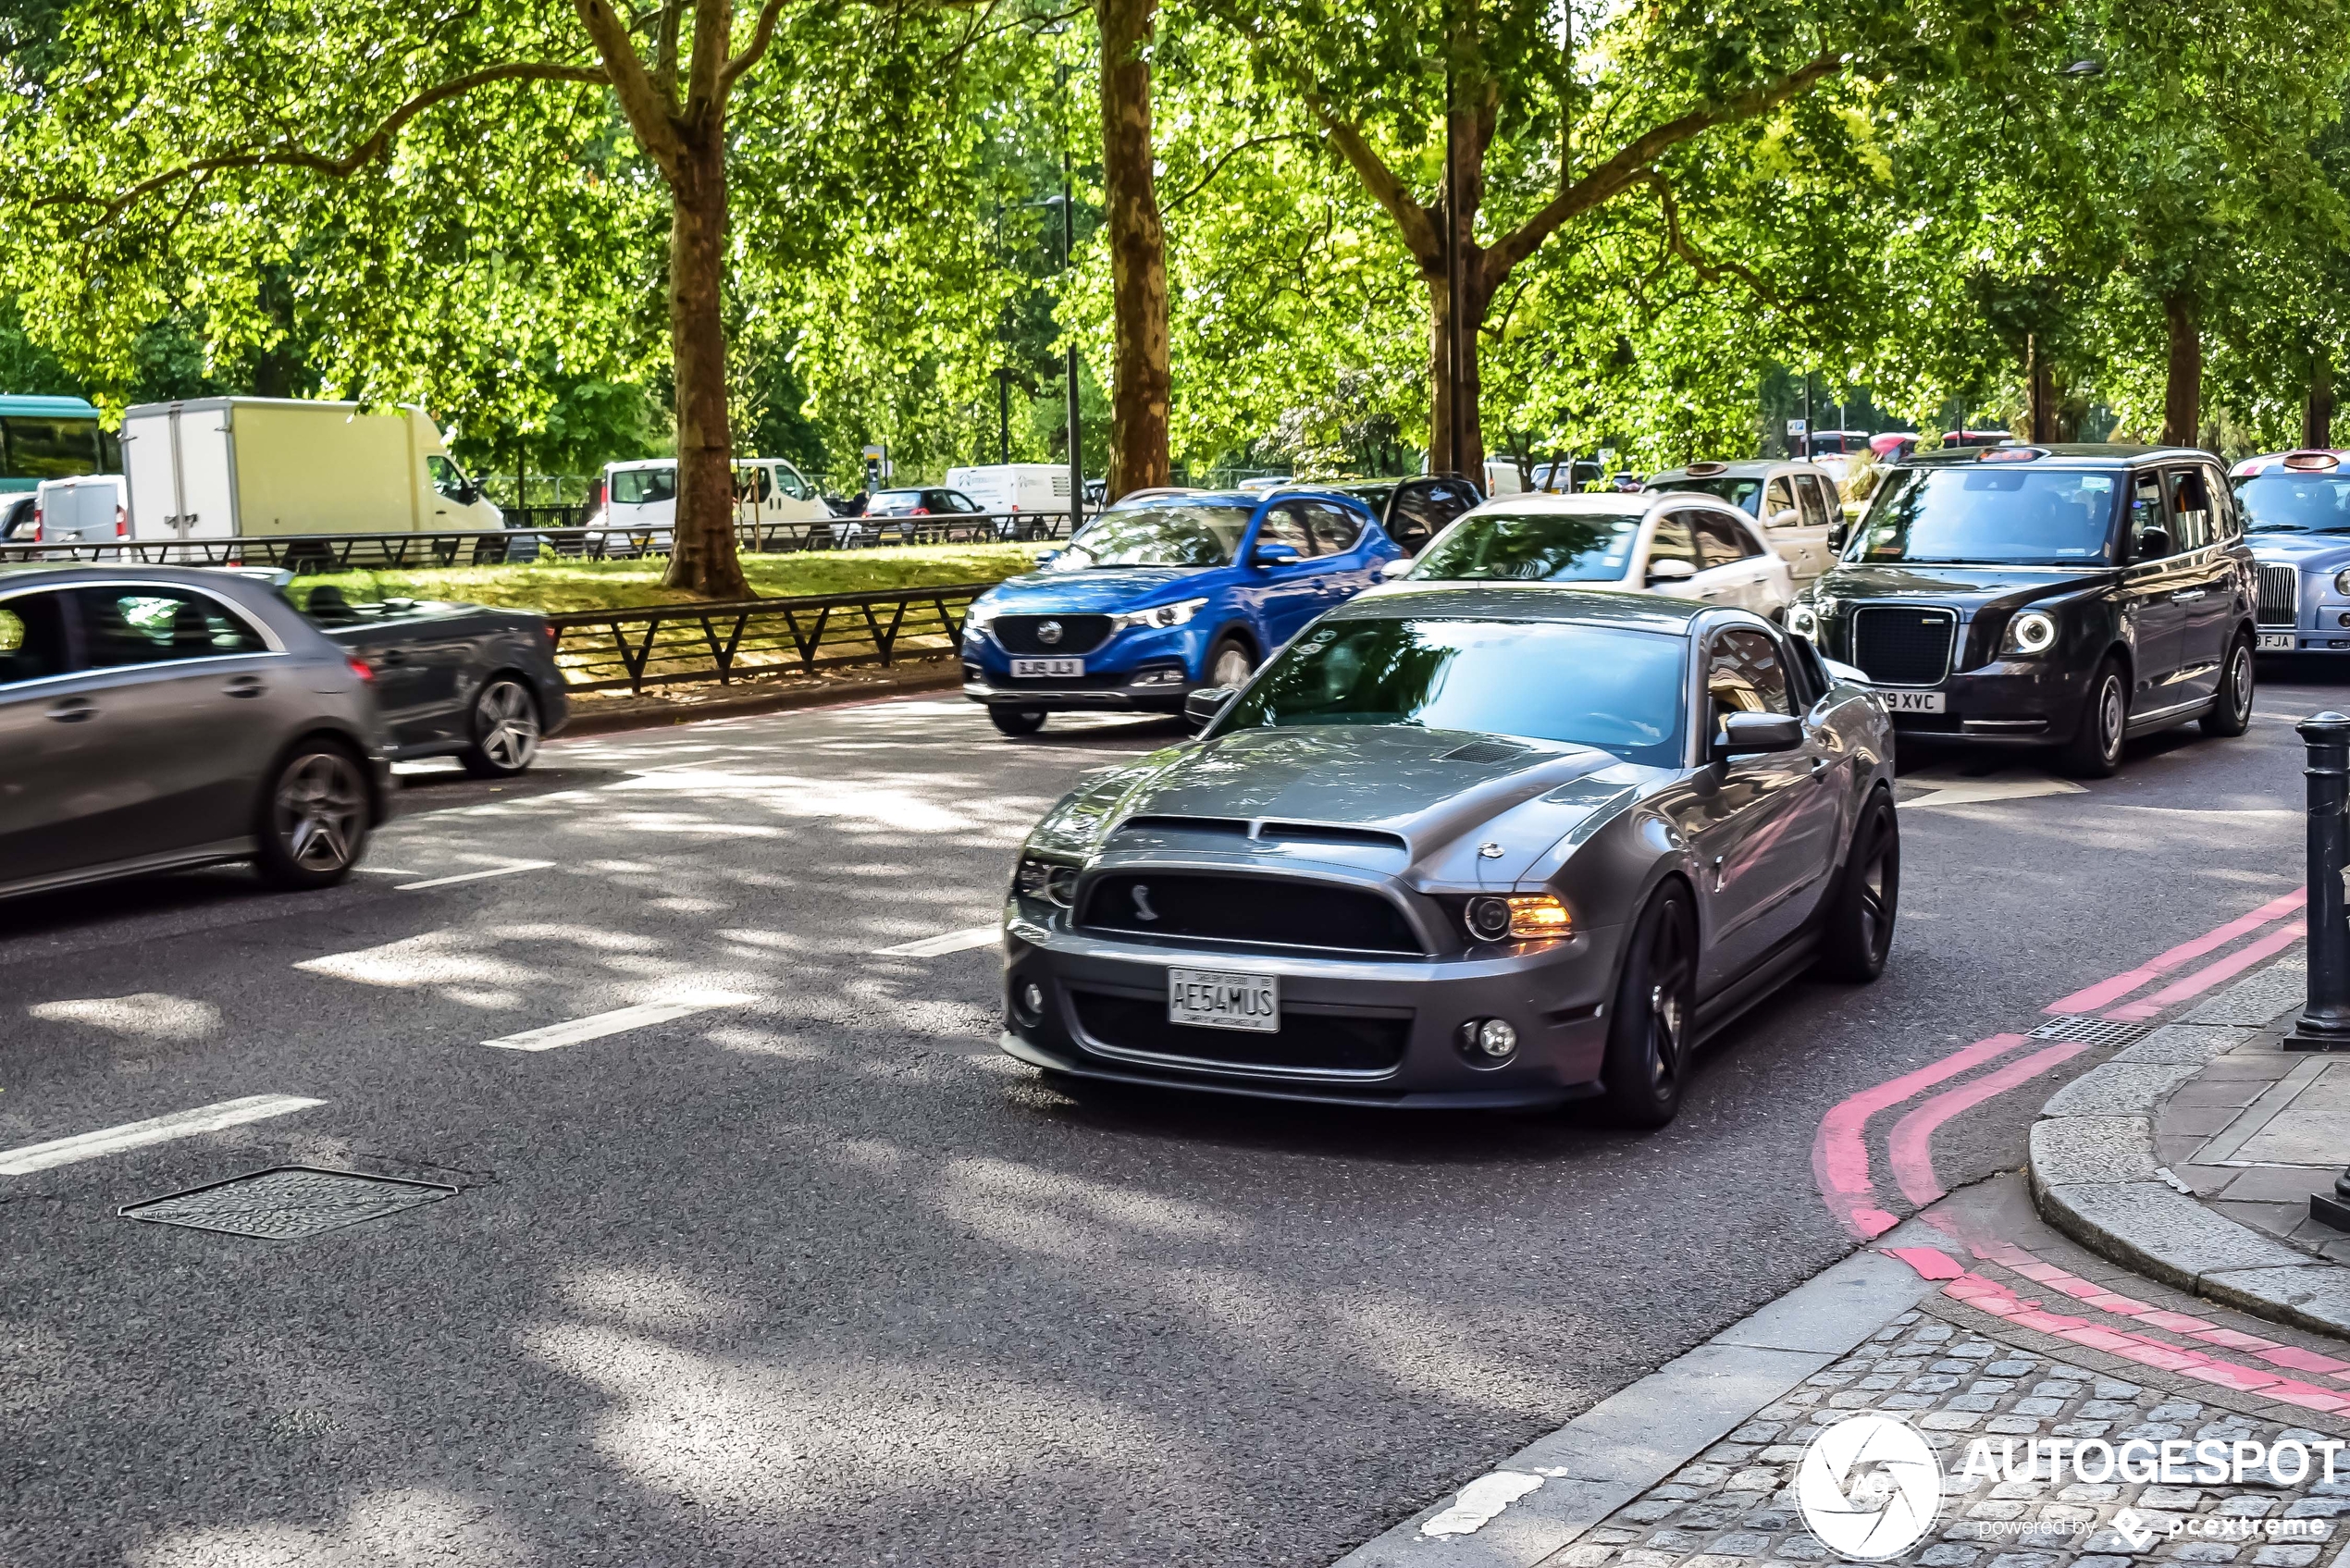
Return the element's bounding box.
[1070,990,1410,1074]
[995,614,1112,655]
[1852,607,1956,685]
[1080,872,1425,954]
[2257,564,2298,627]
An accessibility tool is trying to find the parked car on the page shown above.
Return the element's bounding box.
[2226,449,2350,653]
[959,489,1399,735]
[997,586,1897,1125]
[833,487,990,547]
[1305,475,1484,554]
[31,474,127,545]
[1787,443,2256,776]
[1393,491,1796,621]
[294,583,569,775]
[0,564,390,899]
[1644,460,1843,583]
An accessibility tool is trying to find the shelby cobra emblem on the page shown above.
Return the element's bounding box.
[1131,884,1157,921]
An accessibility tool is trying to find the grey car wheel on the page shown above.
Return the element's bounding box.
[2057,659,2127,778]
[2201,636,2255,737]
[1207,637,1254,690]
[462,677,542,777]
[256,745,368,889]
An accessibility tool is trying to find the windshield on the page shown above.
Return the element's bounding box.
[1856,466,2118,565]
[1044,504,1254,569]
[1,416,103,482]
[1411,510,1639,582]
[2237,471,2350,534]
[611,467,674,506]
[1220,617,1688,765]
[1649,476,1764,515]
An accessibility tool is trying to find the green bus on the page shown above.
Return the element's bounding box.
[0,395,116,493]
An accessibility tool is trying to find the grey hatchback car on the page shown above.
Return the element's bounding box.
[1000,586,1899,1126]
[0,565,390,901]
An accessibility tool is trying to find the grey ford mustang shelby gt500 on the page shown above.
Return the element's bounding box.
[997,585,1899,1126]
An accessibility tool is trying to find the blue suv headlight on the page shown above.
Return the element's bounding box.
[1107,596,1208,633]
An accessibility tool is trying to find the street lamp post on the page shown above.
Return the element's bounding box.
[1060,158,1083,534]
[1442,66,1466,481]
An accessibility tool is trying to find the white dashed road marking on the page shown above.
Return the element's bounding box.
[0,1094,326,1176]
[482,996,748,1052]
[398,861,557,891]
[876,926,1001,957]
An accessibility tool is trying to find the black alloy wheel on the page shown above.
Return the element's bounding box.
[989,706,1047,736]
[2200,635,2256,738]
[2057,658,2128,779]
[1598,884,1698,1129]
[1815,790,1899,982]
[255,743,369,890]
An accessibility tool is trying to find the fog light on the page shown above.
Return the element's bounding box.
[1457,1017,1518,1062]
[1011,980,1046,1027]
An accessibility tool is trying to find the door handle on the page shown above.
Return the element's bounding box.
[45,697,93,722]
[225,674,266,698]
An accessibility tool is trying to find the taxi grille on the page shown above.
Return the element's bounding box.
[2257,565,2299,627]
[1080,873,1424,955]
[1071,991,1410,1074]
[995,614,1112,655]
[1852,607,1956,685]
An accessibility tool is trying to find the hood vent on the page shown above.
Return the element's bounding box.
[1255,821,1409,853]
[1438,739,1530,764]
[1114,815,1250,839]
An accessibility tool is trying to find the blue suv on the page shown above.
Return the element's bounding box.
[960,489,1401,735]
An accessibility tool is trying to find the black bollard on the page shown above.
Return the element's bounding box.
[2288,713,2350,1053]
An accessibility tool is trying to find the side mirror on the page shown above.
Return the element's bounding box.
[1183,686,1237,733]
[2134,525,2172,562]
[1379,558,1414,579]
[1825,522,1849,553]
[1768,507,1800,529]
[1646,558,1698,585]
[1713,710,1805,761]
[1252,543,1303,567]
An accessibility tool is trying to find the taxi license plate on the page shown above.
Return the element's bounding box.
[1877,690,1946,713]
[1168,967,1280,1033]
[2259,633,2295,651]
[1010,657,1084,679]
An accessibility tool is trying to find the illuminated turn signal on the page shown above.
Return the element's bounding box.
[1503,895,1572,938]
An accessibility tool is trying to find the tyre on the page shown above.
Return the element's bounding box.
[989,706,1047,736]
[254,742,369,890]
[2200,634,2255,738]
[1597,883,1699,1130]
[460,676,543,777]
[2056,658,2128,778]
[1813,790,1899,982]
[1206,635,1255,691]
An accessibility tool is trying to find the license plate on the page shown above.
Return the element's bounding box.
[1010,657,1083,679]
[1877,689,1947,713]
[2259,633,2295,650]
[1168,967,1280,1033]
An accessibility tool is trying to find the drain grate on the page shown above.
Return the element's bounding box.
[2029,1015,2156,1049]
[120,1166,456,1241]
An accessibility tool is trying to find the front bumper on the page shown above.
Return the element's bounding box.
[997,909,1622,1108]
[1863,660,2097,746]
[960,620,1212,712]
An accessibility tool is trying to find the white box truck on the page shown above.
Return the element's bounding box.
[943,463,1073,532]
[120,398,503,544]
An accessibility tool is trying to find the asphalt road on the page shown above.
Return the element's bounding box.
[1,662,2341,1567]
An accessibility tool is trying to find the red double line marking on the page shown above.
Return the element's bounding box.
[2045,886,2306,1017]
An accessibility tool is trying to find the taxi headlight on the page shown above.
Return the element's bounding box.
[1787,603,1820,638]
[2005,609,2059,656]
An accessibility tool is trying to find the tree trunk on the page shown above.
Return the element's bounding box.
[662,125,748,599]
[2161,291,2201,449]
[2307,345,2335,450]
[1425,267,1488,481]
[1097,0,1169,501]
[2025,333,2055,443]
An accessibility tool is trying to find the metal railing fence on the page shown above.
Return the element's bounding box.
[548,581,992,694]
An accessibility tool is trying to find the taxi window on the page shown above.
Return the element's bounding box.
[2166,468,2213,551]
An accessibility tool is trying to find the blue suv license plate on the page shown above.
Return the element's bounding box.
[1010,657,1083,678]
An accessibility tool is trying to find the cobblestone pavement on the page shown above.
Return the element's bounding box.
[1538,1304,2350,1568]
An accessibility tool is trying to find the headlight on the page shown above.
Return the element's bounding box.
[1016,857,1078,907]
[2005,609,2059,656]
[966,601,1001,635]
[1465,895,1572,942]
[1109,596,1208,633]
[1787,603,1819,638]
[2334,568,2350,598]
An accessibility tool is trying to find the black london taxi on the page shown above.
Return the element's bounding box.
[1785,444,2256,776]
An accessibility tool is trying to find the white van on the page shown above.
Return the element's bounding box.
[33,474,127,543]
[942,463,1073,530]
[588,457,830,549]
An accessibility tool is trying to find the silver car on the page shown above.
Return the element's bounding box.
[998,586,1898,1126]
[0,565,389,900]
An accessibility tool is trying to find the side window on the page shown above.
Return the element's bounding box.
[1708,628,1795,725]
[2129,472,2172,560]
[0,592,71,685]
[1797,476,1835,531]
[1647,512,1699,572]
[2167,467,2213,551]
[1390,486,1445,548]
[732,466,775,503]
[75,587,267,668]
[1691,510,1756,567]
[1763,478,1799,525]
[2204,464,2240,539]
[426,455,469,501]
[1308,501,1364,555]
[1255,505,1314,558]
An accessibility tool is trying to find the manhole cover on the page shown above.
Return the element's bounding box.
[2029,1015,2156,1049]
[120,1166,456,1241]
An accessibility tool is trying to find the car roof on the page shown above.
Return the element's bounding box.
[2232,450,2350,477]
[1899,443,2203,470]
[1647,461,1817,481]
[0,562,280,591]
[1327,582,1708,632]
[0,395,101,419]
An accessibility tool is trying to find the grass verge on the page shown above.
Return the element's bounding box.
[293,541,1048,613]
